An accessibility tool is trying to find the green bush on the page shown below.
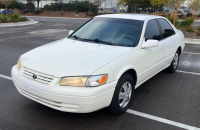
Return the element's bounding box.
[19,17,28,21]
[87,10,94,16]
[7,13,21,20]
[60,10,65,15]
[0,14,9,23]
[12,13,20,19]
[185,28,194,32]
[178,14,186,19]
[167,16,179,26]
[8,0,26,10]
[197,27,200,30]
[25,2,35,11]
[9,19,20,22]
[181,17,195,26]
[43,1,98,13]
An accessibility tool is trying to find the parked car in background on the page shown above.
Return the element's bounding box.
[184,8,192,12]
[0,9,5,13]
[119,5,128,13]
[12,14,185,115]
[162,7,168,13]
[0,9,14,15]
[178,8,184,13]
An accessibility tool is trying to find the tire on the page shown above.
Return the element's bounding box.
[107,73,134,114]
[167,49,180,73]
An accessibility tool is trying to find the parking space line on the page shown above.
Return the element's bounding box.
[0,74,12,80]
[126,109,200,130]
[183,52,200,55]
[177,70,200,76]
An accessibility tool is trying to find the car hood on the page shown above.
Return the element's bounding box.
[21,38,133,77]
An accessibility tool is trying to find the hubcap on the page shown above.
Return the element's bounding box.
[173,53,179,68]
[118,81,132,108]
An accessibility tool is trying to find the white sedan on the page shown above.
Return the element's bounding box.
[11,14,185,114]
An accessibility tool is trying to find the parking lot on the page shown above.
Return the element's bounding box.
[0,17,200,130]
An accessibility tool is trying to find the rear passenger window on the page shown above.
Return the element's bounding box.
[144,20,161,41]
[157,19,175,39]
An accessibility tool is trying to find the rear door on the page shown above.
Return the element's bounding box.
[141,19,165,82]
[157,18,179,65]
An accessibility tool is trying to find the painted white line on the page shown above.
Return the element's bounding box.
[183,52,200,55]
[0,74,12,80]
[177,70,200,76]
[126,109,200,130]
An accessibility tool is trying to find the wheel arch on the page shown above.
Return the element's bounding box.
[178,46,182,55]
[119,68,137,87]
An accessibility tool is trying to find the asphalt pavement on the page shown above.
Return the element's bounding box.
[0,17,200,130]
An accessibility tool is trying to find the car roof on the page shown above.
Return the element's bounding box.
[95,14,163,21]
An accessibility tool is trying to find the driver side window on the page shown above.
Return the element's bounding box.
[145,20,161,41]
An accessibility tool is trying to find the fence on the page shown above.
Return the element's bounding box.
[8,0,199,15]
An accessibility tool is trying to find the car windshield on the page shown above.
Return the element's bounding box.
[68,18,143,47]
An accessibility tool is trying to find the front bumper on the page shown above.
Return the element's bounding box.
[11,65,117,113]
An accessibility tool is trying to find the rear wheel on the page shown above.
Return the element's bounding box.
[107,73,134,114]
[167,49,180,73]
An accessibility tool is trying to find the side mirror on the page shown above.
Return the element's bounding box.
[68,30,74,36]
[142,39,159,49]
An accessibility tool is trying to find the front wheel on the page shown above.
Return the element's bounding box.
[107,73,134,114]
[167,50,180,73]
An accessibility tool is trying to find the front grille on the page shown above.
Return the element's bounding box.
[22,68,53,85]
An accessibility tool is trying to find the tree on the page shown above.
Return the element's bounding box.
[0,1,3,9]
[54,0,62,13]
[166,0,186,25]
[35,0,40,10]
[119,0,150,13]
[26,0,35,12]
[150,0,166,7]
[188,0,200,17]
[92,0,105,9]
[0,0,13,16]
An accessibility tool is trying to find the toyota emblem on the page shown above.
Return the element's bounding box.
[33,74,37,79]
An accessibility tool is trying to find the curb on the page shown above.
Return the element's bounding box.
[25,16,90,20]
[0,19,39,27]
[185,38,200,45]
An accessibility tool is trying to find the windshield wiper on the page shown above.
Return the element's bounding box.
[90,39,117,46]
[69,36,117,46]
[69,35,85,41]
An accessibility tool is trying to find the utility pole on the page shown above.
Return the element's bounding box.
[76,0,78,14]
[41,0,42,10]
[89,0,90,10]
[21,0,22,10]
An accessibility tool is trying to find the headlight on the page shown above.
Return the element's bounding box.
[60,77,88,87]
[17,58,21,70]
[59,75,108,87]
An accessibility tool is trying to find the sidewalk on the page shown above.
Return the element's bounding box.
[185,38,200,44]
[0,19,38,27]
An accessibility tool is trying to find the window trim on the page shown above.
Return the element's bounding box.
[144,19,162,42]
[156,18,176,41]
